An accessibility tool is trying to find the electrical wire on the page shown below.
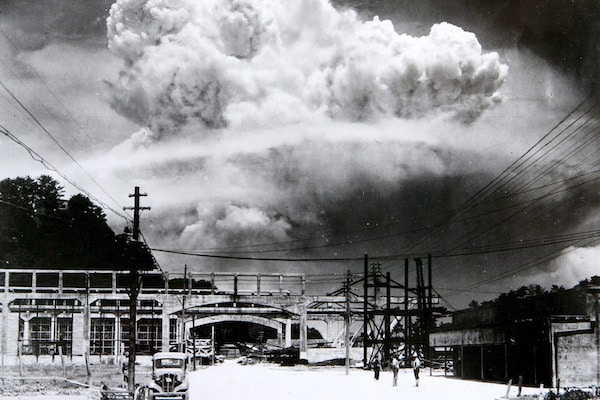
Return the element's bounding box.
[0,124,130,221]
[0,81,128,221]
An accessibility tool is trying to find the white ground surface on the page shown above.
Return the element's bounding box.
[187,361,546,400]
[1,360,548,400]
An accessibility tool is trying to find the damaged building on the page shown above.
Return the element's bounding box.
[430,281,600,388]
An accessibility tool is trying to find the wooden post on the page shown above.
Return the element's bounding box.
[505,379,513,399]
[59,345,66,378]
[192,313,196,371]
[427,254,432,375]
[84,274,91,380]
[444,346,448,377]
[363,253,368,368]
[211,325,215,365]
[518,375,523,397]
[404,258,409,366]
[481,346,484,380]
[385,272,391,362]
[345,270,351,375]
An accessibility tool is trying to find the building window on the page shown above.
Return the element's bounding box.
[138,318,162,355]
[170,318,178,343]
[30,317,51,341]
[18,317,53,355]
[121,318,162,355]
[91,318,115,355]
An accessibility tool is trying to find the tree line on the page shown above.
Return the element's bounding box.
[0,175,154,270]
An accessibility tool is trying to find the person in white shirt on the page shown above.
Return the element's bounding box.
[412,355,421,386]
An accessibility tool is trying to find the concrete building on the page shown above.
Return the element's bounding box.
[0,268,370,365]
[430,282,600,388]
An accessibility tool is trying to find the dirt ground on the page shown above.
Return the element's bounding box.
[0,362,147,397]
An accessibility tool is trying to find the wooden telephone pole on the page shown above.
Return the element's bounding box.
[124,186,150,392]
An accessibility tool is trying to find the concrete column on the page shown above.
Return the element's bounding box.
[325,318,333,344]
[21,314,32,342]
[82,295,90,358]
[285,319,292,348]
[71,311,85,356]
[0,304,4,365]
[277,324,283,347]
[50,315,56,341]
[162,308,170,352]
[114,314,121,358]
[299,304,307,353]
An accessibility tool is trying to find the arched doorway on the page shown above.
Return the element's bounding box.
[187,315,285,359]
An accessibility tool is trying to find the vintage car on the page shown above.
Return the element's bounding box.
[146,352,189,400]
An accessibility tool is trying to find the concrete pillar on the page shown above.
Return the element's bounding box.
[285,319,292,348]
[82,295,90,358]
[114,314,121,358]
[21,313,32,342]
[50,315,56,341]
[299,304,307,353]
[162,308,170,352]
[277,324,283,347]
[71,313,89,355]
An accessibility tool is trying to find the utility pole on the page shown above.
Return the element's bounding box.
[362,253,368,369]
[123,186,150,393]
[345,270,351,375]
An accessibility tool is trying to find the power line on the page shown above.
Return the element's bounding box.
[0,81,128,220]
[0,124,130,221]
[0,26,101,149]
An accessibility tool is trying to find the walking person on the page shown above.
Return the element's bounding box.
[122,351,129,385]
[372,357,381,380]
[390,354,400,386]
[412,355,421,387]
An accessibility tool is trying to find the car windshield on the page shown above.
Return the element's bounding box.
[155,358,184,368]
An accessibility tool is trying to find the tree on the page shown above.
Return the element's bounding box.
[0,175,156,271]
[468,300,480,309]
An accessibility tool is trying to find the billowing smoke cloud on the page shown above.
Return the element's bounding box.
[99,0,598,300]
[106,0,507,136]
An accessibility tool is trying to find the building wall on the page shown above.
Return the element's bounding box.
[72,311,86,356]
[5,310,19,357]
[431,320,599,387]
[0,289,313,365]
[552,320,598,388]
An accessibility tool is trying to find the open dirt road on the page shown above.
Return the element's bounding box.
[188,360,546,400]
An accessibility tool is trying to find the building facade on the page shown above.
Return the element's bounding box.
[430,283,600,388]
[0,268,314,365]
